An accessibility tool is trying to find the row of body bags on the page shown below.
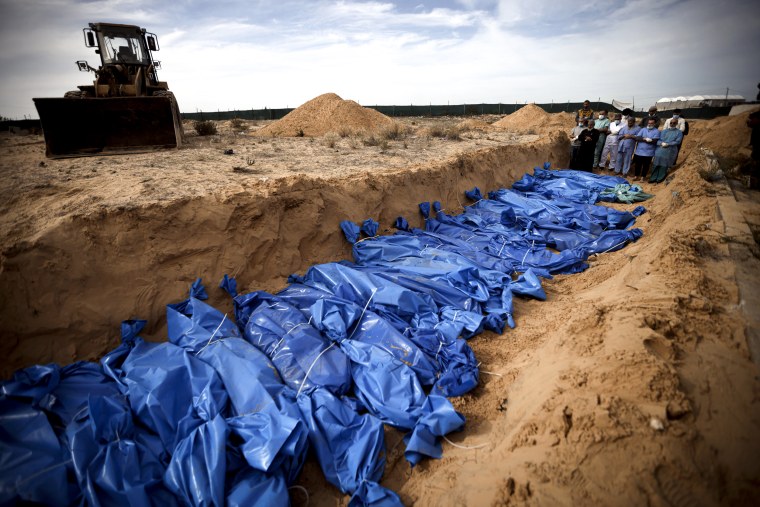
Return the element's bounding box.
[0,167,644,506]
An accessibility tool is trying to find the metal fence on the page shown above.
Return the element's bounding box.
[1,103,739,132]
[180,101,733,122]
[180,101,622,121]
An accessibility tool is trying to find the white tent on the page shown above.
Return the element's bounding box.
[656,95,745,110]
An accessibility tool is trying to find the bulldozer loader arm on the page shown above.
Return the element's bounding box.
[34,95,183,158]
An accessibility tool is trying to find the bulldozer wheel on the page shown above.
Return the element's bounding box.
[63,90,88,98]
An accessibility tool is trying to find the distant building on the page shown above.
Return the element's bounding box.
[656,95,745,110]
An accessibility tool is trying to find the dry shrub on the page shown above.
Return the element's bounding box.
[362,134,380,147]
[428,125,446,138]
[323,132,339,149]
[445,126,463,141]
[428,125,463,141]
[380,122,407,140]
[230,118,246,131]
[194,120,217,136]
[337,126,356,138]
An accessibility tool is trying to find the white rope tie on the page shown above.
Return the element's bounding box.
[434,339,444,362]
[519,240,535,269]
[497,238,507,257]
[296,342,336,398]
[477,362,503,377]
[600,238,630,255]
[443,435,489,450]
[347,288,377,341]
[196,314,227,355]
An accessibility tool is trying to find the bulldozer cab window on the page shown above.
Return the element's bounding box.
[101,34,148,65]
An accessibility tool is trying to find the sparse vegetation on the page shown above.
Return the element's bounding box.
[362,134,380,147]
[379,122,407,140]
[323,132,339,149]
[230,118,246,132]
[428,124,463,141]
[428,125,446,138]
[445,125,463,141]
[194,120,217,136]
[337,126,355,138]
[347,136,360,149]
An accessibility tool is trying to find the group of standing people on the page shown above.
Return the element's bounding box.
[569,100,688,183]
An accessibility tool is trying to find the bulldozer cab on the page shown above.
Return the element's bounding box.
[89,23,151,66]
[83,23,161,94]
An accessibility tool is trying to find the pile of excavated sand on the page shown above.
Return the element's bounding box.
[492,104,575,133]
[684,109,756,161]
[252,92,394,137]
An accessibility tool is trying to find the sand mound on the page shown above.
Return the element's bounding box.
[683,110,755,161]
[552,110,576,126]
[252,93,394,137]
[492,103,549,130]
[492,104,574,133]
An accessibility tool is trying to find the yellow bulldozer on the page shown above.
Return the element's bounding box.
[34,22,184,158]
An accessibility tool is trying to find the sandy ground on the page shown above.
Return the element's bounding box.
[1,99,759,505]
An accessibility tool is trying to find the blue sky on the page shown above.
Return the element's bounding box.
[0,0,758,118]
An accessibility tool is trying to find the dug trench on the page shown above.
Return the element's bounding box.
[0,132,567,373]
[2,121,759,505]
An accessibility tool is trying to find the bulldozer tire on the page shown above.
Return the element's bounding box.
[64,90,88,98]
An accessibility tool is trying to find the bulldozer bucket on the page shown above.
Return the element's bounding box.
[33,96,183,158]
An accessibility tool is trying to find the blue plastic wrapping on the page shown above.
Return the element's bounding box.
[226,469,289,507]
[190,277,209,300]
[166,295,242,353]
[361,218,379,237]
[465,186,483,201]
[219,274,238,297]
[297,388,399,505]
[194,338,309,485]
[164,413,228,507]
[340,340,465,464]
[232,291,351,396]
[121,340,229,451]
[0,398,73,506]
[298,262,439,329]
[66,394,175,507]
[341,220,362,243]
